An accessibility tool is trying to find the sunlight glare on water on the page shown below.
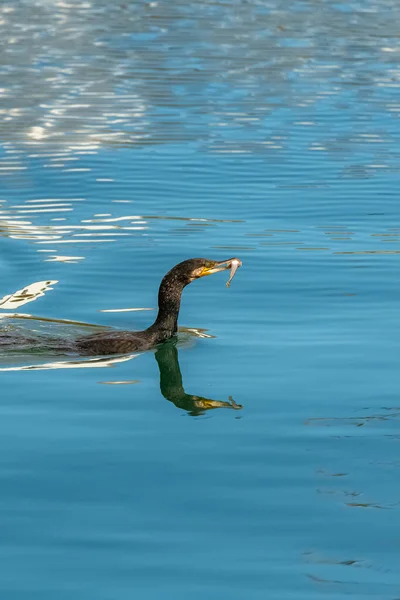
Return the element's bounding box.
[1,0,400,598]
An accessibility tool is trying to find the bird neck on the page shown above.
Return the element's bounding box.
[146,275,185,343]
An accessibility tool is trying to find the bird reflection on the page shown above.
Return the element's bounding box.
[0,315,242,415]
[155,342,242,416]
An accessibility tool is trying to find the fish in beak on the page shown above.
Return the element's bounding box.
[198,257,242,286]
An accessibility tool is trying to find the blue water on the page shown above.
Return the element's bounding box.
[1,0,400,597]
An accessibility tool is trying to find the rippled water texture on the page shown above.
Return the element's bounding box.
[1,0,400,598]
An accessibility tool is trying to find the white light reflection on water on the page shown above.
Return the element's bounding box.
[0,280,58,309]
[0,353,138,371]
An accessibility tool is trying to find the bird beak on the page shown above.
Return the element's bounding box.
[199,257,242,277]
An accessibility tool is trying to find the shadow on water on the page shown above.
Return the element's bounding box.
[155,342,241,416]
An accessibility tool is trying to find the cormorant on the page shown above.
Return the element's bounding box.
[76,257,241,355]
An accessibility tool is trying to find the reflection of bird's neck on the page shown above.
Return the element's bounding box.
[156,343,185,402]
[146,274,186,343]
[155,342,242,415]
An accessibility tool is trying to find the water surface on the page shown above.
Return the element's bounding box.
[1,0,400,598]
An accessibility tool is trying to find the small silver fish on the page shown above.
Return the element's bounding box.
[226,258,242,287]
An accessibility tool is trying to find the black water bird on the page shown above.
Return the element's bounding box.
[76,257,241,356]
